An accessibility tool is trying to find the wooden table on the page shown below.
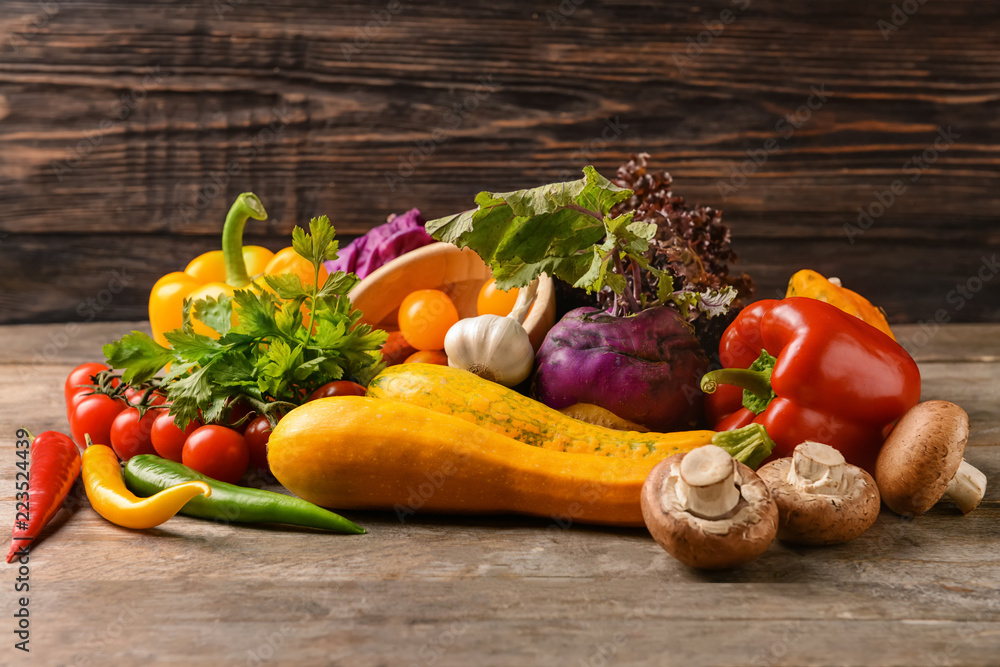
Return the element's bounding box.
[2,321,998,666]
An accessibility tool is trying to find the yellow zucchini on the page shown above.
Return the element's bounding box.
[267,396,657,526]
[367,363,715,459]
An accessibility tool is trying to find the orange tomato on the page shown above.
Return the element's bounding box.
[398,289,459,351]
[477,279,519,316]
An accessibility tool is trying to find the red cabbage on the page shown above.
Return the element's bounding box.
[324,209,433,280]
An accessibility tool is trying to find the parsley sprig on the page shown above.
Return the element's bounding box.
[103,216,387,427]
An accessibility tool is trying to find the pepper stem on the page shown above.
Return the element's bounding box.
[700,368,772,401]
[710,423,775,470]
[221,193,268,288]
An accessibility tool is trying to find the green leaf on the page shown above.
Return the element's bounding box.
[103,332,174,385]
[163,329,223,364]
[671,291,699,319]
[656,272,675,305]
[293,215,339,267]
[315,271,359,300]
[424,166,642,291]
[263,273,310,301]
[230,289,279,338]
[192,295,233,336]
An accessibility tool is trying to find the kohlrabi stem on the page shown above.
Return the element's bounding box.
[507,279,538,325]
[222,193,268,288]
[631,257,642,307]
[613,250,640,314]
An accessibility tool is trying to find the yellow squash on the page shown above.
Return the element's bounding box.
[367,364,715,459]
[267,396,663,526]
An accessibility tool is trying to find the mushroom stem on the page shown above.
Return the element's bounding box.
[675,445,741,520]
[787,440,847,495]
[944,459,987,514]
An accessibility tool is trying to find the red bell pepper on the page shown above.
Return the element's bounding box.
[7,430,82,562]
[700,297,921,472]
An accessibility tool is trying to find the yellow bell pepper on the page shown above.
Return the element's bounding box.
[82,444,211,530]
[148,194,330,345]
[785,269,895,340]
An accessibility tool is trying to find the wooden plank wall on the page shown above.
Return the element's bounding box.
[0,0,998,325]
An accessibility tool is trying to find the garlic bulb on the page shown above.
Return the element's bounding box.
[444,279,538,386]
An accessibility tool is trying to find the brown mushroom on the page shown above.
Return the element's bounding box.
[757,441,880,545]
[876,400,987,516]
[640,444,778,569]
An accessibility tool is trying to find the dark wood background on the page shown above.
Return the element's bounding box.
[1,0,998,326]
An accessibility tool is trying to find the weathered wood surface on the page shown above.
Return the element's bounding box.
[1,0,1000,325]
[0,321,998,665]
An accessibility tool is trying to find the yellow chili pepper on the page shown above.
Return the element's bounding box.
[786,269,895,340]
[149,193,330,345]
[82,444,211,530]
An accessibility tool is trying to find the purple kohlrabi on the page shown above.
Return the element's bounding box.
[531,306,710,432]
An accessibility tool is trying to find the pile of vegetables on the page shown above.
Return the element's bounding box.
[8,159,989,574]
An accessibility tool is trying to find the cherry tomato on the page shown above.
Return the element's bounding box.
[71,394,127,450]
[67,388,96,423]
[405,349,448,365]
[151,412,201,463]
[307,381,367,402]
[182,426,249,484]
[110,407,161,461]
[398,289,459,351]
[477,279,521,317]
[243,416,273,473]
[381,330,417,366]
[64,362,110,405]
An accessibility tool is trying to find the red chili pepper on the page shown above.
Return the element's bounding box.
[700,298,921,472]
[7,430,82,563]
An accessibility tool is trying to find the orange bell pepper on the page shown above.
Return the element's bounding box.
[785,269,895,340]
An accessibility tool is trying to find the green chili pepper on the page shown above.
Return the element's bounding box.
[123,455,365,534]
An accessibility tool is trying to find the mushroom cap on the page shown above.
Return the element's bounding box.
[640,452,778,570]
[757,457,880,545]
[875,400,969,516]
